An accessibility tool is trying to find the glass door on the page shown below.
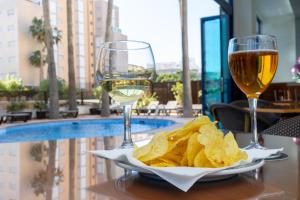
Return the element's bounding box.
[201,16,222,115]
[201,9,231,115]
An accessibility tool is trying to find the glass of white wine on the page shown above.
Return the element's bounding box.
[96,40,155,148]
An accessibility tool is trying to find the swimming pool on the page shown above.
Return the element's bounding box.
[0,118,175,143]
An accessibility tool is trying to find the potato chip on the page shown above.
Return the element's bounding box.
[183,116,212,131]
[133,116,248,168]
[135,132,169,162]
[198,124,223,146]
[186,133,203,166]
[193,150,213,168]
[180,151,188,166]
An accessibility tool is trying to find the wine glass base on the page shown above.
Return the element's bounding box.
[243,141,287,161]
[120,140,134,149]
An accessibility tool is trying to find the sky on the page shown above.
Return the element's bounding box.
[114,0,219,68]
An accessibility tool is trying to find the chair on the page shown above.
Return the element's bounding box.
[1,112,31,124]
[134,101,159,115]
[262,115,300,137]
[146,101,159,115]
[210,103,273,132]
[192,104,202,116]
[158,101,178,116]
[110,102,122,115]
[230,99,280,126]
[230,99,273,108]
[59,109,78,118]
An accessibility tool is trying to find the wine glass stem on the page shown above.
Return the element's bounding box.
[248,98,258,144]
[121,104,133,148]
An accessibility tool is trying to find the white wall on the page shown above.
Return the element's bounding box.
[233,0,256,37]
[262,15,296,83]
[234,0,296,83]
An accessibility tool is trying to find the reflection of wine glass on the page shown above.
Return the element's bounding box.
[96,40,155,148]
[228,35,278,150]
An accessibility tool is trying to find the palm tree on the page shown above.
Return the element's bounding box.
[29,17,46,81]
[102,0,116,180]
[179,0,193,117]
[29,17,61,82]
[42,0,59,119]
[101,0,114,117]
[42,1,60,200]
[67,0,77,111]
[29,50,44,81]
[66,1,76,199]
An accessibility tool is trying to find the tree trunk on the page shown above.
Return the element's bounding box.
[179,0,193,117]
[39,65,44,82]
[103,136,116,180]
[43,0,59,119]
[68,139,76,200]
[101,0,114,117]
[67,0,77,111]
[45,141,57,200]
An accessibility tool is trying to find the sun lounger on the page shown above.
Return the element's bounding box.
[0,112,31,124]
[59,110,78,118]
[158,101,178,116]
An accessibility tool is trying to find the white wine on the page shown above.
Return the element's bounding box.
[101,79,151,104]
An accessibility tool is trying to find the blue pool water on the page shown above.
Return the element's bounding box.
[0,118,175,143]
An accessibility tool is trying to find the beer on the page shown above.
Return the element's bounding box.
[228,50,278,98]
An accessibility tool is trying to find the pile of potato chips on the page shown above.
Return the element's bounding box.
[133,116,247,168]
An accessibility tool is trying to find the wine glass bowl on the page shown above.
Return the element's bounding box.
[96,40,155,148]
[228,35,278,149]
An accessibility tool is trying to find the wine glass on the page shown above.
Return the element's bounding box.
[96,40,155,148]
[228,35,278,150]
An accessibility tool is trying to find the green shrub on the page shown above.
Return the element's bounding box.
[39,78,68,99]
[33,101,47,110]
[136,92,158,108]
[7,101,28,112]
[171,82,183,105]
[92,86,102,99]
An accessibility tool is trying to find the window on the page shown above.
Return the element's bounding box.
[9,166,17,173]
[77,0,84,12]
[49,1,57,14]
[77,12,84,23]
[50,14,57,26]
[79,56,85,67]
[78,34,84,45]
[7,9,14,16]
[80,167,86,177]
[9,183,16,190]
[58,54,64,61]
[8,56,16,63]
[79,78,86,88]
[256,17,262,34]
[78,45,85,56]
[9,149,16,156]
[7,40,15,47]
[7,25,14,31]
[77,23,84,34]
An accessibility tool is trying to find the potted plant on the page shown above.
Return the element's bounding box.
[6,101,28,112]
[34,101,47,119]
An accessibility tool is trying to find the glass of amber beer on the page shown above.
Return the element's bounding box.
[228,35,278,149]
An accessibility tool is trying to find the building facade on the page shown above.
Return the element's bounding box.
[0,0,126,90]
